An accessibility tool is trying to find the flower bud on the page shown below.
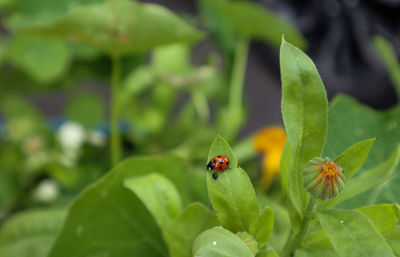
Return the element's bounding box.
[303,157,345,200]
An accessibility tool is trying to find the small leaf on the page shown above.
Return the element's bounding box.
[206,167,259,232]
[334,138,376,181]
[319,146,400,210]
[201,0,306,49]
[124,173,182,233]
[249,207,274,249]
[168,203,219,257]
[48,156,186,257]
[317,209,395,257]
[192,226,254,257]
[280,37,328,216]
[207,134,238,169]
[358,204,400,233]
[372,35,400,99]
[18,0,203,55]
[0,209,65,257]
[236,231,258,255]
[64,93,105,128]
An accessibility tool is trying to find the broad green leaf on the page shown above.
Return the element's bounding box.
[18,0,203,55]
[207,134,238,169]
[256,250,279,257]
[201,0,306,49]
[152,43,190,74]
[358,204,400,233]
[64,93,105,128]
[372,35,400,98]
[321,140,400,210]
[334,138,376,181]
[7,35,70,83]
[317,209,395,257]
[0,209,65,257]
[207,167,259,232]
[48,156,186,257]
[168,203,219,257]
[324,94,400,207]
[8,0,105,27]
[249,207,274,249]
[124,173,182,234]
[306,204,400,250]
[296,246,338,257]
[280,38,328,216]
[383,227,400,256]
[192,226,254,257]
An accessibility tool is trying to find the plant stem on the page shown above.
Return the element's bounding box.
[229,36,249,111]
[283,198,316,257]
[222,36,249,139]
[110,54,122,166]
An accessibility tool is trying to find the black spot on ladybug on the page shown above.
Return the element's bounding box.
[217,155,221,158]
[212,159,216,164]
[212,173,218,180]
[220,159,224,164]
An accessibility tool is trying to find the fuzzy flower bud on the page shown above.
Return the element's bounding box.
[303,157,345,200]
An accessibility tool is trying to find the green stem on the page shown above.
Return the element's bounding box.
[110,54,122,166]
[282,198,316,257]
[229,37,249,110]
[192,89,209,122]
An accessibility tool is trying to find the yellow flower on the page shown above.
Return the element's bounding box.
[253,126,286,190]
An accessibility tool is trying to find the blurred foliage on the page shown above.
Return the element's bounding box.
[1,0,400,257]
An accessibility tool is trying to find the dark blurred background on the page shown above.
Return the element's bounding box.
[142,0,400,136]
[2,0,400,136]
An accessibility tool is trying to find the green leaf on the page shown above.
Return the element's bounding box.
[207,167,259,233]
[372,35,400,99]
[334,138,376,181]
[256,250,279,257]
[317,209,395,257]
[8,0,105,27]
[249,207,274,249]
[324,94,400,207]
[0,209,65,257]
[7,35,70,83]
[168,203,219,257]
[124,173,182,235]
[201,0,306,49]
[18,0,203,55]
[64,93,105,128]
[207,134,238,169]
[358,204,400,233]
[192,226,254,257]
[320,143,400,210]
[296,246,338,257]
[383,227,400,256]
[48,155,186,257]
[280,37,328,216]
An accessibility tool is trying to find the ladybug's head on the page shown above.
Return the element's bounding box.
[206,161,214,170]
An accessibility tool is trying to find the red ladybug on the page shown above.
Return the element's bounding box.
[207,155,230,179]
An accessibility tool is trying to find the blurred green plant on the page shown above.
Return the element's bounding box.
[3,1,400,257]
[2,39,400,257]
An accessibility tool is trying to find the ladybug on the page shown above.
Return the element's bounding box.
[207,155,230,180]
